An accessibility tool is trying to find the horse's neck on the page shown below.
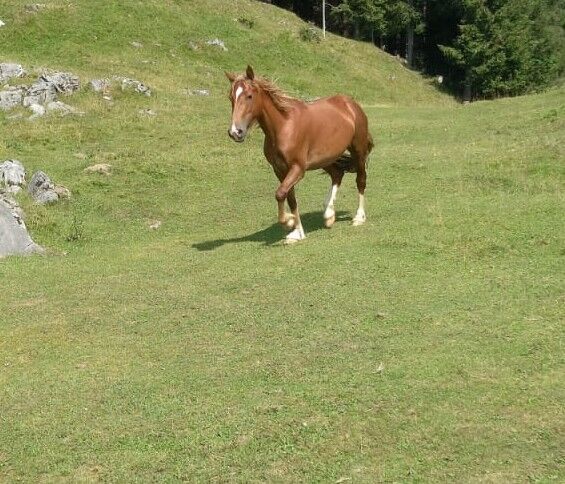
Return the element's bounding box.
[257,93,286,143]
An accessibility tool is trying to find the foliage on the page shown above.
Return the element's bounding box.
[236,16,256,28]
[299,23,322,42]
[270,0,564,99]
[440,0,561,98]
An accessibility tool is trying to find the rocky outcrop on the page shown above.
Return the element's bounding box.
[0,87,24,110]
[0,63,26,83]
[207,38,227,51]
[0,192,44,257]
[0,160,26,193]
[22,80,57,107]
[117,77,152,96]
[40,71,80,94]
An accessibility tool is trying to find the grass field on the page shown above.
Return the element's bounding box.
[1,0,564,482]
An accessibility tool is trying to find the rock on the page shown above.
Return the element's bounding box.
[0,87,24,110]
[0,63,26,83]
[0,20,5,28]
[0,193,44,257]
[138,108,157,117]
[0,160,26,193]
[28,103,46,119]
[207,38,227,51]
[46,100,84,116]
[23,80,57,107]
[28,171,59,204]
[130,41,143,48]
[25,4,47,13]
[54,185,71,199]
[89,78,110,93]
[40,71,80,94]
[118,77,151,96]
[84,163,111,175]
[186,88,210,96]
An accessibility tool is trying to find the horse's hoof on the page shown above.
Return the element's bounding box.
[283,237,300,245]
[324,214,336,228]
[284,227,305,244]
[281,213,296,230]
[352,216,366,226]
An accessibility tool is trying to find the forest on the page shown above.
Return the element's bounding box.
[264,0,564,100]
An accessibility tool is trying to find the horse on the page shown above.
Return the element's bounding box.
[226,65,373,244]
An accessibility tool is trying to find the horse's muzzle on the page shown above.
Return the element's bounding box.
[228,128,245,143]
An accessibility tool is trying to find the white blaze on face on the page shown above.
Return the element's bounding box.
[230,85,246,138]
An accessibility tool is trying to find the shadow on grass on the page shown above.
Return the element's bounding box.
[192,210,350,251]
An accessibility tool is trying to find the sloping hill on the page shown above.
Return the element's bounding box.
[0,0,449,105]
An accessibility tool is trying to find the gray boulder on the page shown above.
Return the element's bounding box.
[0,193,44,257]
[25,4,47,13]
[39,71,80,93]
[206,38,227,51]
[28,171,58,204]
[0,63,26,83]
[89,78,110,93]
[28,103,46,119]
[118,77,151,96]
[0,160,26,193]
[0,87,24,110]
[23,80,57,107]
[46,100,84,116]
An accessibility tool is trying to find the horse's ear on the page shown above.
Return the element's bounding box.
[246,65,255,81]
[225,71,236,83]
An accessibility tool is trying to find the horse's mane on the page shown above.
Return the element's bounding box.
[254,76,297,113]
[232,74,297,113]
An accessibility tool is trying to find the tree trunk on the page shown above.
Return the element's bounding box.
[463,68,472,102]
[406,26,414,68]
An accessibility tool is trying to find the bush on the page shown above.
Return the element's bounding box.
[299,24,322,43]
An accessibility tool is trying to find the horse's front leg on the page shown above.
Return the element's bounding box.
[272,166,296,230]
[275,164,305,244]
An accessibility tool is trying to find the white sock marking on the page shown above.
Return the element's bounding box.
[353,193,366,225]
[324,184,338,219]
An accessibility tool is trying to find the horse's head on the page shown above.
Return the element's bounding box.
[225,65,261,143]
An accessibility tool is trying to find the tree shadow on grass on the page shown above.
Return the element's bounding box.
[192,210,350,251]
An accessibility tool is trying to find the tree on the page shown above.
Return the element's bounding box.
[439,0,561,99]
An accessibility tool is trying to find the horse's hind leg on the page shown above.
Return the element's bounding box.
[350,145,368,226]
[323,165,345,228]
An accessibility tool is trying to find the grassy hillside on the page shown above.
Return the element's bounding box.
[1,0,564,482]
[0,0,449,106]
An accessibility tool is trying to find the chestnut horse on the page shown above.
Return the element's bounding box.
[226,65,373,244]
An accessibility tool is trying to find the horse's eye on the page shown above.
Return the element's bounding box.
[247,94,252,99]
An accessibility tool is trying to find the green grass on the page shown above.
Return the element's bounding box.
[1,0,564,482]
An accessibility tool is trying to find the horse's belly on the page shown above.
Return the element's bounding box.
[306,142,350,170]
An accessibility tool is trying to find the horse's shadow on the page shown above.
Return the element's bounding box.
[192,211,350,251]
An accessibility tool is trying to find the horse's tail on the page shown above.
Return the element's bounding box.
[366,133,374,170]
[334,151,356,172]
[333,132,374,172]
